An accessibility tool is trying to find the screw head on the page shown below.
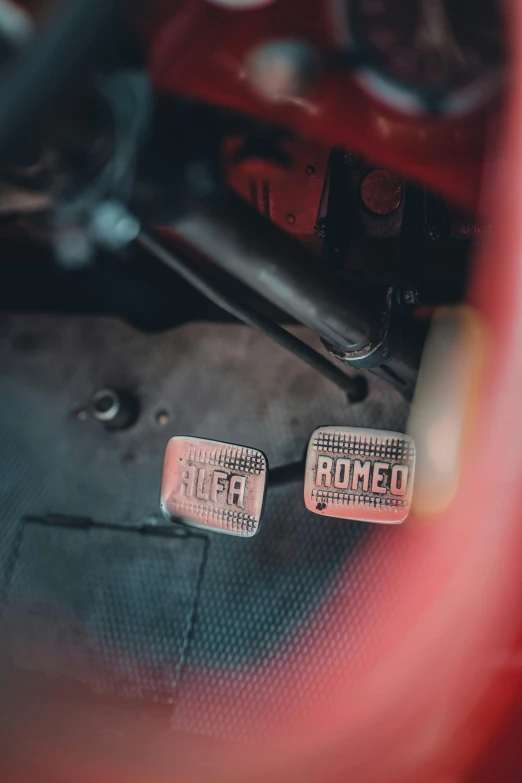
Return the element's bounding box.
[156,410,169,426]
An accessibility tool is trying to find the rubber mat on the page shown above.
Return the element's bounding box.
[0,519,206,702]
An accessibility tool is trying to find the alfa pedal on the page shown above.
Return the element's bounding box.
[304,426,415,524]
[161,436,268,537]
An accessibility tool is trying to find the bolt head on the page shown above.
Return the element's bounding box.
[360,169,402,216]
[156,410,169,426]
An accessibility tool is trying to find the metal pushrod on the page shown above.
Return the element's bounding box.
[172,194,377,352]
[137,227,367,402]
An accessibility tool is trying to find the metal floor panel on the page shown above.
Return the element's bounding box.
[0,314,409,740]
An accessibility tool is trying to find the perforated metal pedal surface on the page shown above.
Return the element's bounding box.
[161,436,268,536]
[304,426,415,524]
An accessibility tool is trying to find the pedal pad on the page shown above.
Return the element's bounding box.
[161,436,268,537]
[304,426,415,524]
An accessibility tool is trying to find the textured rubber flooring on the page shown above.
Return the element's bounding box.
[0,520,206,703]
[0,314,409,741]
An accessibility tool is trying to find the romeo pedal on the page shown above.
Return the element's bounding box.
[161,436,268,537]
[304,426,415,524]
